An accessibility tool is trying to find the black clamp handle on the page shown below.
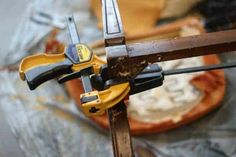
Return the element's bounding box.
[24,59,73,90]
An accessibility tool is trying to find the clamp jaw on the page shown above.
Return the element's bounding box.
[78,63,164,116]
[19,39,164,116]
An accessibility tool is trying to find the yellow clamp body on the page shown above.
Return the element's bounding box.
[81,82,130,116]
[19,43,130,117]
[19,44,105,81]
[70,44,105,74]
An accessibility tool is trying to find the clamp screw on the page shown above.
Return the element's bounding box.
[89,107,100,113]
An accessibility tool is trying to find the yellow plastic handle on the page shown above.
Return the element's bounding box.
[19,53,67,81]
[19,44,106,90]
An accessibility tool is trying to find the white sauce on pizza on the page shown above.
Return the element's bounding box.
[128,57,204,123]
[127,26,205,123]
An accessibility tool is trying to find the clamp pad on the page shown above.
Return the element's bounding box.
[80,82,130,116]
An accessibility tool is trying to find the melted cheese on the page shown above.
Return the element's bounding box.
[127,26,204,123]
[128,57,204,123]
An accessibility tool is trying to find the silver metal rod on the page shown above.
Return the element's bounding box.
[164,61,236,76]
[102,0,125,47]
[67,15,80,44]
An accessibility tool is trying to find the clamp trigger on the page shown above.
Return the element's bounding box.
[58,71,81,83]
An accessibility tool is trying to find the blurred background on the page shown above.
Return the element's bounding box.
[0,0,236,157]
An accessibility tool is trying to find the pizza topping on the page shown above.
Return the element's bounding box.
[127,25,206,124]
[128,57,204,123]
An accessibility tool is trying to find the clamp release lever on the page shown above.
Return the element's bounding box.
[19,54,73,90]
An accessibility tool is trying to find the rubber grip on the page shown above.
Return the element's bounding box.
[24,59,73,90]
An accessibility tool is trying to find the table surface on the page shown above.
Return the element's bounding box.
[0,0,236,157]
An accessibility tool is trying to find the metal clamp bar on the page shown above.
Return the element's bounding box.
[164,61,236,76]
[67,16,94,94]
[108,102,134,157]
[67,16,80,44]
[108,29,236,79]
[102,0,125,47]
[101,0,134,156]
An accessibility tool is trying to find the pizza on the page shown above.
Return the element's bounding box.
[66,55,225,135]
